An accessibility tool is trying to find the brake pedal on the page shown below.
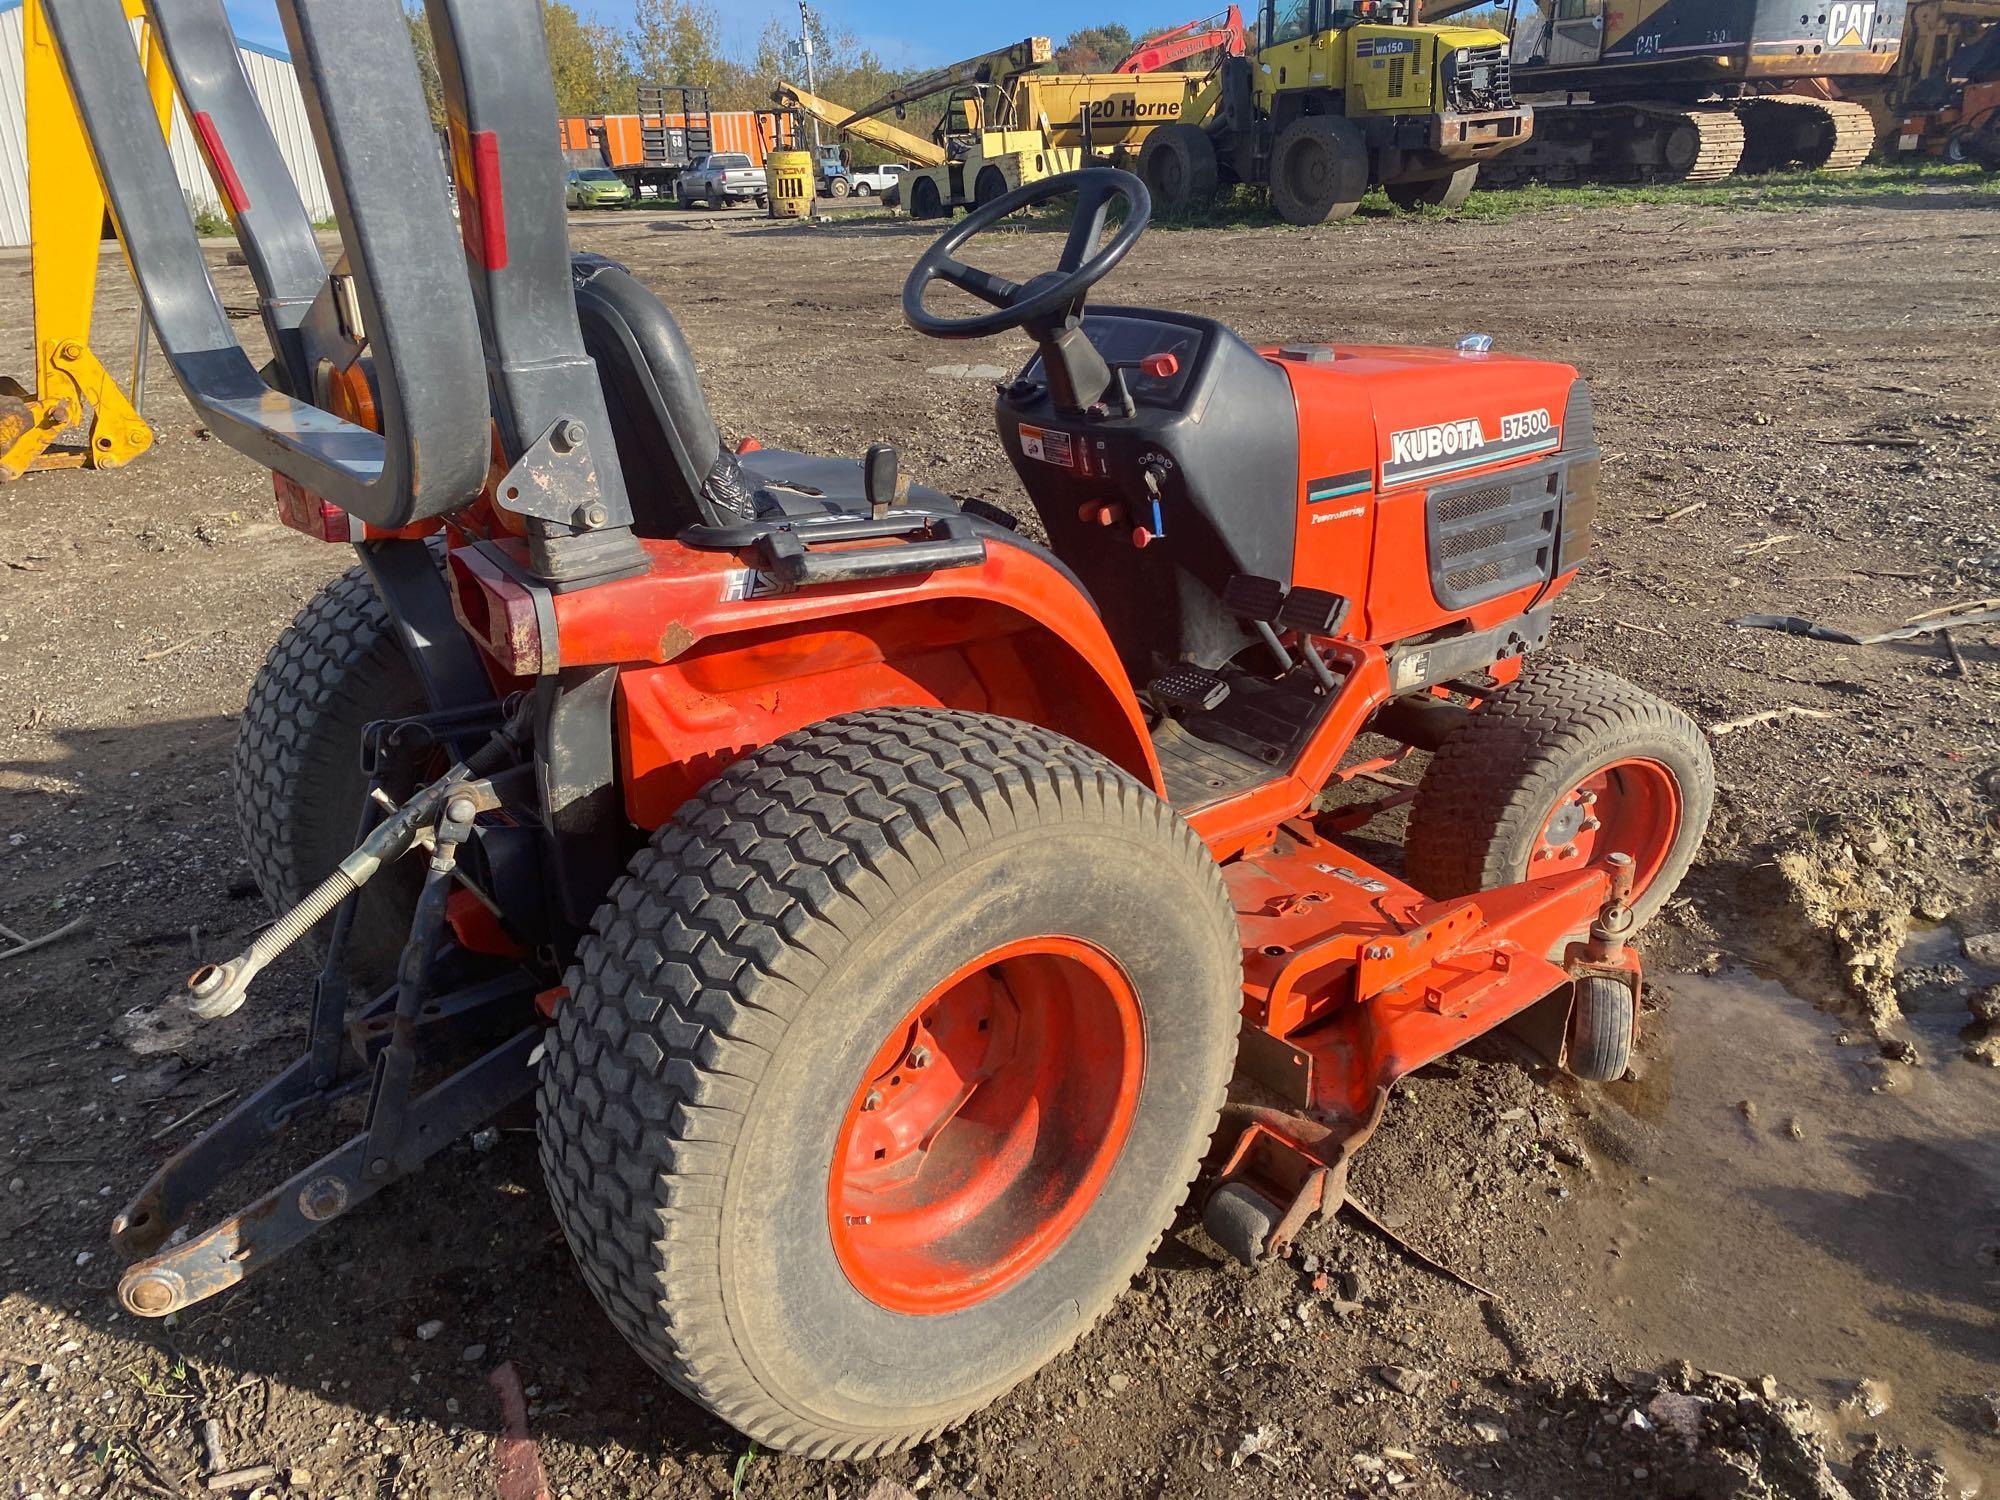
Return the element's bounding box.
[1149,664,1230,713]
[1279,587,1351,637]
[1222,573,1285,623]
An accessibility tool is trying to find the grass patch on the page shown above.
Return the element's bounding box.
[1146,159,1996,230]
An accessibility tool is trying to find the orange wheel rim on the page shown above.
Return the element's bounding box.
[828,936,1145,1315]
[1532,756,1682,895]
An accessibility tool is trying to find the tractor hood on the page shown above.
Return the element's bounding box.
[1269,342,1588,492]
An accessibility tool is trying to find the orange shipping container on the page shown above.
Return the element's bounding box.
[558,111,777,169]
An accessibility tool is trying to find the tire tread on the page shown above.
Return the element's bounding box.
[539,707,1237,1458]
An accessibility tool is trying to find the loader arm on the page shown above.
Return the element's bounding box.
[840,35,1054,128]
[773,83,949,166]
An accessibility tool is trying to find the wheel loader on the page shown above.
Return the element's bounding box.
[56,0,1712,1459]
[1139,0,1534,220]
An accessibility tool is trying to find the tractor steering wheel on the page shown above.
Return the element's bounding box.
[902,168,1151,341]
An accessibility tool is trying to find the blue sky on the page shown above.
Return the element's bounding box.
[221,2,1176,70]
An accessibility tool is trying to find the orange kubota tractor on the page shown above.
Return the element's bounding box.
[56,0,1711,1459]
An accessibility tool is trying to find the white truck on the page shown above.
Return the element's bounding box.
[844,163,908,197]
[673,153,767,209]
[812,144,909,199]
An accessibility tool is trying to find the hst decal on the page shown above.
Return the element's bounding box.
[1383,409,1557,485]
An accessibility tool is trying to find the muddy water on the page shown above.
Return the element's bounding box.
[1570,969,1999,1488]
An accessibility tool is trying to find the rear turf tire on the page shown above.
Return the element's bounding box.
[974,166,1009,206]
[909,176,944,220]
[538,708,1240,1457]
[1269,116,1368,225]
[233,565,428,988]
[1404,661,1713,931]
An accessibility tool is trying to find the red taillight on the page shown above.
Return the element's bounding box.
[447,545,551,676]
[273,472,357,542]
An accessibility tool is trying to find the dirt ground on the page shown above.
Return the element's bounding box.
[1,184,1997,1500]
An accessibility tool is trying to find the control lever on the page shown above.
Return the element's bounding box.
[1095,353,1182,423]
[864,443,906,519]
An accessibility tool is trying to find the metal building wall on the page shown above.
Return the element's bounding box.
[0,2,335,247]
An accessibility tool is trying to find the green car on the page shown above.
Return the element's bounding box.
[565,168,632,209]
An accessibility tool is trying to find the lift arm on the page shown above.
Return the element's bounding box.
[772,83,949,166]
[1116,7,1247,73]
[837,35,1053,129]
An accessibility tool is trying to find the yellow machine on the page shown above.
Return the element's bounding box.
[0,0,173,481]
[773,84,949,166]
[1139,0,1532,220]
[1891,0,2000,164]
[784,36,1206,218]
[904,71,1206,216]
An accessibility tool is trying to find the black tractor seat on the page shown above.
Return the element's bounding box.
[573,252,955,535]
[570,251,1093,604]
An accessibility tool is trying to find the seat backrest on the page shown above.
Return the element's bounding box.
[570,254,753,535]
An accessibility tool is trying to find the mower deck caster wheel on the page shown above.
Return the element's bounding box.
[1567,974,1635,1083]
[1204,1181,1286,1266]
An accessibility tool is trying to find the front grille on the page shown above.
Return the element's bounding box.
[1426,461,1562,608]
[1445,44,1512,112]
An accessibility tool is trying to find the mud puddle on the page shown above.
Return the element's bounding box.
[1569,970,1999,1489]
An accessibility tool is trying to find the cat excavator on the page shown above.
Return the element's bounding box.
[1429,0,1896,182]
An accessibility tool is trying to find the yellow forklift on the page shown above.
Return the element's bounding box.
[1139,0,1532,220]
[0,0,172,481]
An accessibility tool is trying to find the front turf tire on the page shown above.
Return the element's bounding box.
[1405,660,1714,930]
[538,708,1241,1457]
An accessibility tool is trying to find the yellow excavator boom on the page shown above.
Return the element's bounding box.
[773,83,949,166]
[841,35,1054,128]
[1,0,174,481]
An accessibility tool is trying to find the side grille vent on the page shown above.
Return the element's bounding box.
[1426,461,1562,608]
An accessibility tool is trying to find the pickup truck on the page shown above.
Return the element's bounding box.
[674,153,767,209]
[840,163,908,198]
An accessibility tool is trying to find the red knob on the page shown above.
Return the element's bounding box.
[1077,500,1121,526]
[1131,526,1156,548]
[1140,352,1180,379]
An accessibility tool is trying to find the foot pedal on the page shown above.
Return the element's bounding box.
[1222,573,1284,623]
[1149,664,1230,712]
[1278,587,1351,637]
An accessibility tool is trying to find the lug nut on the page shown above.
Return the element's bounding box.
[908,1046,932,1070]
[1579,790,1598,805]
[1580,817,1601,832]
[861,1089,882,1112]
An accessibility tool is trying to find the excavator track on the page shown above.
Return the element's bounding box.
[1644,103,1747,183]
[1736,94,1877,174]
[1481,101,1744,186]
